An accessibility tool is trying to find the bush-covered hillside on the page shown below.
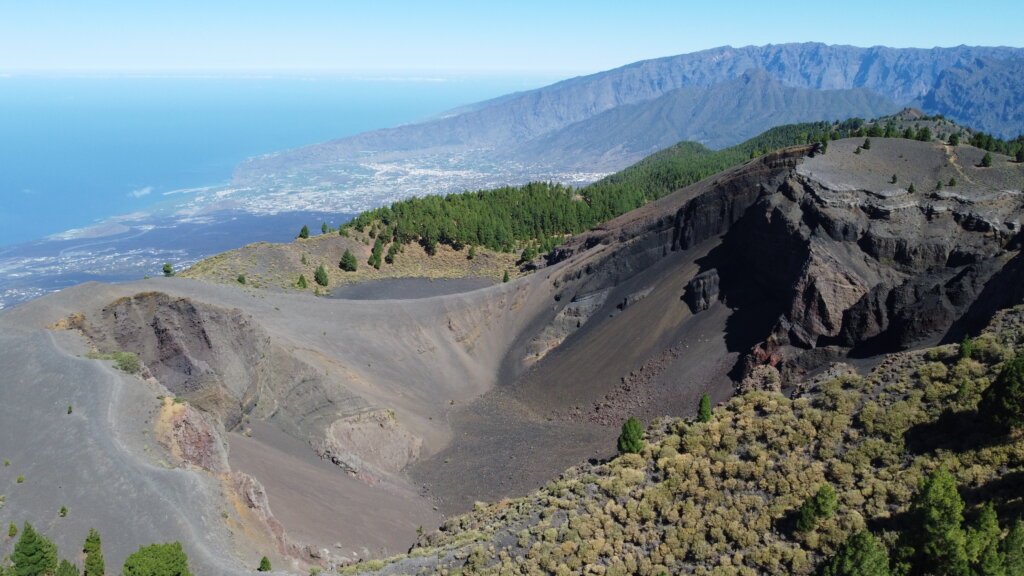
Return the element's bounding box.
[343,121,841,260]
[343,113,1024,269]
[345,307,1024,576]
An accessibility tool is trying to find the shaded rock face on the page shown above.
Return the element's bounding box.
[684,269,719,312]
[544,140,1024,378]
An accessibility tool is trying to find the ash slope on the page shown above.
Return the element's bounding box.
[1,138,1022,574]
[413,138,1024,511]
[234,43,1024,195]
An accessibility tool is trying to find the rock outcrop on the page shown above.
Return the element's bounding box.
[684,269,719,312]
[311,409,422,482]
[541,138,1024,382]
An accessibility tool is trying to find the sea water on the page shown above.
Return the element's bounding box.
[0,73,552,247]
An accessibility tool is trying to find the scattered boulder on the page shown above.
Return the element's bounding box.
[684,269,720,313]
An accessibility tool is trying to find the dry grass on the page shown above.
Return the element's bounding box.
[181,228,521,295]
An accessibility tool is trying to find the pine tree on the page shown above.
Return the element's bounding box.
[12,522,57,576]
[949,133,961,146]
[617,416,644,454]
[467,245,476,260]
[982,152,993,167]
[797,484,838,532]
[321,222,328,234]
[162,263,174,277]
[385,242,400,265]
[502,270,510,283]
[298,225,309,239]
[314,264,329,287]
[901,467,969,576]
[1004,517,1024,576]
[257,556,271,572]
[1016,148,1024,164]
[980,353,1024,431]
[862,138,871,150]
[698,394,712,422]
[8,522,16,538]
[55,560,78,576]
[297,274,307,289]
[368,238,384,269]
[967,503,1004,576]
[891,174,898,184]
[339,249,358,272]
[816,531,891,576]
[83,528,104,576]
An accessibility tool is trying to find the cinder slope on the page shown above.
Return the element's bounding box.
[0,295,253,575]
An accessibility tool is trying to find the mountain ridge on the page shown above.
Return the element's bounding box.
[232,43,1024,212]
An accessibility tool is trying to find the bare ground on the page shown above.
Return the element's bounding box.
[227,421,439,563]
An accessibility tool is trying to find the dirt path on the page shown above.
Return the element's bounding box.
[944,144,975,185]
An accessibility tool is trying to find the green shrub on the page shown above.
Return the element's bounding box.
[121,542,191,576]
[617,417,644,454]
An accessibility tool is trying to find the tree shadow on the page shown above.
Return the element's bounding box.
[904,408,1006,455]
[961,470,1024,520]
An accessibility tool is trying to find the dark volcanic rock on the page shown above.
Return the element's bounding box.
[684,269,720,313]
[547,138,1024,377]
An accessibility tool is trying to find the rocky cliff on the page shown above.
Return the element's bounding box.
[541,137,1024,383]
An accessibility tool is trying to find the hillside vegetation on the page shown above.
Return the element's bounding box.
[186,111,1023,294]
[340,111,1023,267]
[343,307,1024,576]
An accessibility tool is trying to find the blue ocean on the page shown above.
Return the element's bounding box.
[0,74,551,247]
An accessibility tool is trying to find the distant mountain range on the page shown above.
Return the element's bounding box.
[234,43,1024,196]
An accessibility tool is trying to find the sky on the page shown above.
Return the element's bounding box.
[1,1,1021,76]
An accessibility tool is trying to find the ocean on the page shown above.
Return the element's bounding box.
[0,73,553,247]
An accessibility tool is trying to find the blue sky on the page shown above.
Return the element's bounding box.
[1,1,1021,75]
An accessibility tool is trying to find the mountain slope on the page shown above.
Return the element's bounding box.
[232,43,1024,204]
[510,70,897,170]
[922,57,1024,138]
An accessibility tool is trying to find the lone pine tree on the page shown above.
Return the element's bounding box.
[339,249,358,272]
[617,416,644,454]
